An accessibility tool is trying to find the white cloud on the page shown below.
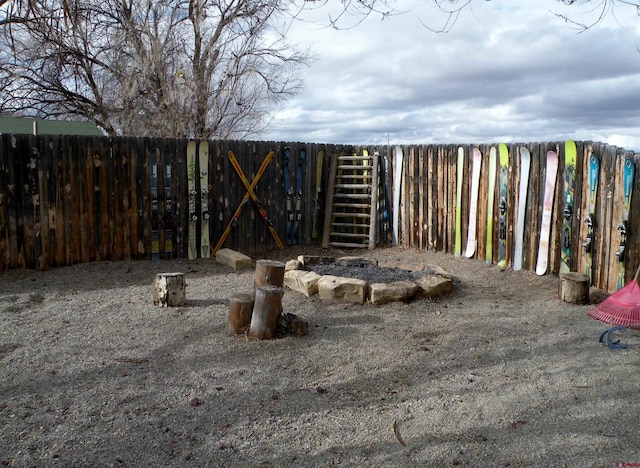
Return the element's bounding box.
[263,0,640,150]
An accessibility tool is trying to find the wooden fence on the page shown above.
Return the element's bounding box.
[0,135,637,292]
[399,142,639,292]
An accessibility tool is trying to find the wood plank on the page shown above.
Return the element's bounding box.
[321,152,338,248]
[627,151,640,279]
[598,144,617,290]
[435,145,445,252]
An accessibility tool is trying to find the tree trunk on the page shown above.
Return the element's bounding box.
[558,272,590,304]
[249,285,283,340]
[254,259,285,296]
[228,293,254,333]
[153,272,186,307]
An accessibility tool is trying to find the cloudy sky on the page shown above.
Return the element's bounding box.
[261,0,640,151]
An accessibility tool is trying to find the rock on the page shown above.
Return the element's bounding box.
[215,248,252,270]
[297,255,335,266]
[284,270,321,297]
[318,275,367,304]
[285,259,302,271]
[422,264,453,279]
[414,274,453,297]
[335,256,378,267]
[369,281,419,305]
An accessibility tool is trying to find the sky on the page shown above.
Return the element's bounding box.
[261,0,640,151]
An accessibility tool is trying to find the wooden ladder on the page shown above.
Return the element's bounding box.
[321,150,378,250]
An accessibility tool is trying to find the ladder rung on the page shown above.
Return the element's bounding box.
[329,242,369,249]
[333,193,371,200]
[337,165,373,171]
[332,212,370,218]
[331,220,369,226]
[330,232,369,238]
[338,156,372,161]
[336,174,372,179]
[335,184,372,189]
[334,203,371,209]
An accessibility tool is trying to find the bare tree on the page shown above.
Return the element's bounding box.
[0,0,308,139]
[2,0,636,135]
[291,0,640,32]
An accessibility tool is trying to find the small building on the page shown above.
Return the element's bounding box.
[0,117,104,136]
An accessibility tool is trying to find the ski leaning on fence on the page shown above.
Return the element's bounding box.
[497,143,510,269]
[163,152,173,260]
[293,147,305,244]
[311,149,324,240]
[485,147,497,265]
[187,140,198,260]
[560,140,577,273]
[455,147,464,258]
[393,146,403,246]
[199,141,210,258]
[536,150,559,276]
[465,148,482,258]
[616,157,635,290]
[150,151,160,261]
[583,149,599,280]
[513,147,531,271]
[283,146,294,245]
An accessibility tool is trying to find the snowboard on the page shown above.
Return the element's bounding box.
[560,140,577,273]
[535,150,559,276]
[497,143,509,269]
[150,151,160,261]
[392,146,403,246]
[199,141,210,258]
[187,140,198,260]
[615,156,635,290]
[583,149,599,280]
[163,153,173,260]
[485,147,497,265]
[311,149,324,239]
[464,148,482,258]
[513,147,531,271]
[283,146,293,245]
[455,147,464,258]
[293,147,305,244]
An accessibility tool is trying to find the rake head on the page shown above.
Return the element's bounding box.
[589,278,640,329]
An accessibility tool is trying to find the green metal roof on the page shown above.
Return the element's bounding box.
[0,117,104,136]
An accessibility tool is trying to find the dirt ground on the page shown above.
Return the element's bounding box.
[1,246,639,467]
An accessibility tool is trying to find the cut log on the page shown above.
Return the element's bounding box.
[228,293,254,333]
[249,285,284,340]
[558,272,590,304]
[254,259,285,296]
[152,272,186,307]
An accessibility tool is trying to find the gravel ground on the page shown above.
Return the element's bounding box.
[1,246,639,467]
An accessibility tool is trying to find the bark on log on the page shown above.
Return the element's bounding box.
[153,272,186,307]
[558,272,590,304]
[228,293,254,333]
[254,259,285,296]
[249,285,284,340]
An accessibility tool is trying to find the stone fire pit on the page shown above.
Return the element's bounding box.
[283,255,453,305]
